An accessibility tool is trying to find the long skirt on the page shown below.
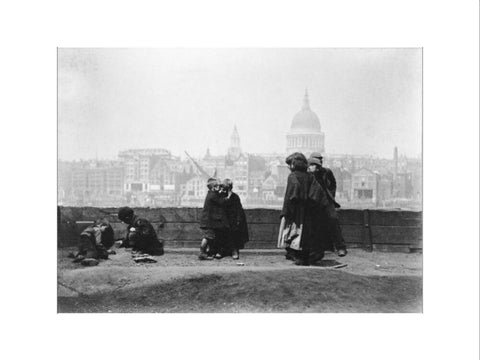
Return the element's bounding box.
[278,217,324,264]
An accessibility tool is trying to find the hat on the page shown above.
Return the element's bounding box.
[118,207,134,221]
[285,152,307,165]
[308,158,322,166]
[310,152,323,160]
[286,152,308,171]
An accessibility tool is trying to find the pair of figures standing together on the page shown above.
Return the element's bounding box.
[279,152,347,266]
[118,179,249,261]
[198,178,249,260]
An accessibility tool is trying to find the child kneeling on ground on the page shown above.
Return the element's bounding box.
[69,220,115,266]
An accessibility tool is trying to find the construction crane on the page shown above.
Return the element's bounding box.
[184,151,215,179]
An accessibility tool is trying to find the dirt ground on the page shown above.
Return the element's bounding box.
[57,247,422,313]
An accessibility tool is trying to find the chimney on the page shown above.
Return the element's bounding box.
[394,146,398,180]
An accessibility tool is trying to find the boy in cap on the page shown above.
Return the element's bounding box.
[308,154,347,256]
[198,177,232,260]
[118,207,164,256]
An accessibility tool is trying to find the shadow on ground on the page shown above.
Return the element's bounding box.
[58,248,422,313]
[58,269,422,313]
[313,259,342,267]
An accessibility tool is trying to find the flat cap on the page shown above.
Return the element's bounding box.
[310,152,323,159]
[308,157,322,166]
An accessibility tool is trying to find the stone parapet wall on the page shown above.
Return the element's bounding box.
[58,207,422,252]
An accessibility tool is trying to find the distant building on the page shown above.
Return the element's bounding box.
[117,148,192,206]
[324,154,379,173]
[58,160,124,206]
[181,175,208,207]
[377,173,394,204]
[408,158,422,201]
[351,168,379,204]
[248,170,266,200]
[331,167,352,202]
[199,149,225,178]
[227,125,242,160]
[393,172,413,199]
[119,148,174,193]
[224,153,249,199]
[194,126,250,202]
[268,159,290,188]
[261,174,279,201]
[286,89,325,157]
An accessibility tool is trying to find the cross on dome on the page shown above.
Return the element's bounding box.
[302,87,310,110]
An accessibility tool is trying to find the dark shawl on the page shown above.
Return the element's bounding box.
[280,171,330,251]
[225,192,249,249]
[200,190,231,230]
[314,168,340,207]
[311,170,340,251]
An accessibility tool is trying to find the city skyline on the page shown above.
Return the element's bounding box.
[57,138,421,163]
[58,48,422,161]
[58,141,422,210]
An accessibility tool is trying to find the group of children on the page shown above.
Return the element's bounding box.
[198,178,249,260]
[68,207,165,265]
[68,178,248,265]
[68,151,347,267]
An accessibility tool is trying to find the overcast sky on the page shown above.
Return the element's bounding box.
[58,48,422,161]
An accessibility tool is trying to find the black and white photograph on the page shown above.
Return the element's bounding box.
[57,48,423,313]
[2,1,478,360]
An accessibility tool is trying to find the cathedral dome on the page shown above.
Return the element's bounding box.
[286,89,325,156]
[289,90,322,134]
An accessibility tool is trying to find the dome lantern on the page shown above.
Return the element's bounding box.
[302,87,310,110]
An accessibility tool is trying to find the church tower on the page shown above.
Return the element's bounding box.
[227,124,242,160]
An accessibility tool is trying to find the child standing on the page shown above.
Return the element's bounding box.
[198,178,232,260]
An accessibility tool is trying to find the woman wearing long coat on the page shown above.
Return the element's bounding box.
[279,152,329,265]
